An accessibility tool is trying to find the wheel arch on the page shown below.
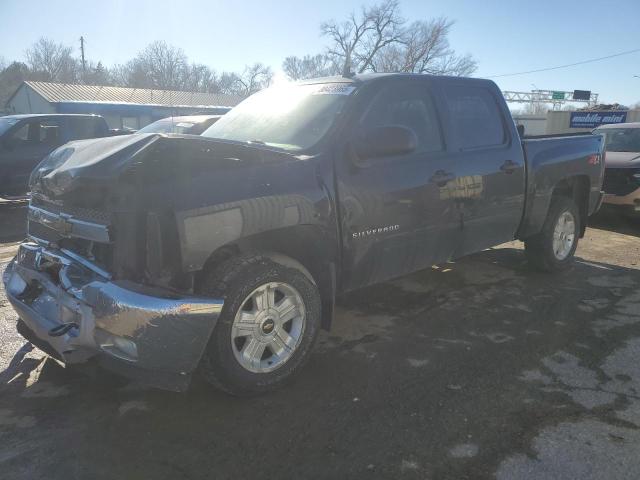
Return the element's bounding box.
[196,224,338,331]
[550,175,590,237]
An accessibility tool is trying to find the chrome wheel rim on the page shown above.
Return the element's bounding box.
[552,210,576,260]
[231,282,306,373]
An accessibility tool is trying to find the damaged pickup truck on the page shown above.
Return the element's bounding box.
[4,74,605,395]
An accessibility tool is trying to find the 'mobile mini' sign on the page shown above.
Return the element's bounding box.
[569,111,627,128]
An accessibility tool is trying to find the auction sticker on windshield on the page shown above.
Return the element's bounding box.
[312,84,357,95]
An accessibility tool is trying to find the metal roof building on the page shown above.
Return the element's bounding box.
[5,81,242,130]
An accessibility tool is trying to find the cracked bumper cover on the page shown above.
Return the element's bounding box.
[3,242,223,391]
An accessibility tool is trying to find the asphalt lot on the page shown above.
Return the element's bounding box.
[2,206,640,479]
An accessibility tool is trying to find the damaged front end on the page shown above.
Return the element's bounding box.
[4,134,225,391]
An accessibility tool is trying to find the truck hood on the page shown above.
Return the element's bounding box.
[605,151,640,168]
[30,133,299,198]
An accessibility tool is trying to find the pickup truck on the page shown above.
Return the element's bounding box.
[0,114,111,196]
[3,74,605,395]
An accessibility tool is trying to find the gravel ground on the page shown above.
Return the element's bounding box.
[1,209,640,479]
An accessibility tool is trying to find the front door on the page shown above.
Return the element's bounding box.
[336,79,458,291]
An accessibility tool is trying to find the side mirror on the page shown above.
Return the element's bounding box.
[516,124,525,137]
[354,125,417,161]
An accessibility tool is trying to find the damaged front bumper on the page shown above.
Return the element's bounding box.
[3,242,223,391]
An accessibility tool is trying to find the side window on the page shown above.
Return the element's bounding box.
[67,117,104,140]
[443,85,506,149]
[39,119,62,146]
[10,123,30,142]
[122,117,139,130]
[9,119,62,146]
[361,83,443,153]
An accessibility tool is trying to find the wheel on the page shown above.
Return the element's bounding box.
[525,196,580,272]
[196,253,321,396]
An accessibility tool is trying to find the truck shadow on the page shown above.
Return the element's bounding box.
[2,246,640,479]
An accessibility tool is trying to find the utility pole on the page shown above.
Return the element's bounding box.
[80,36,86,75]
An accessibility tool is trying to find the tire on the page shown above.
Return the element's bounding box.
[525,196,580,272]
[196,253,321,396]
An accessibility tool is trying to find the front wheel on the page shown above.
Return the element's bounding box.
[197,254,321,396]
[525,197,580,272]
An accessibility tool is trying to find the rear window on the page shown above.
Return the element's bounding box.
[443,85,506,149]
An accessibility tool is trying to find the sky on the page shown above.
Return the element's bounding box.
[1,0,639,106]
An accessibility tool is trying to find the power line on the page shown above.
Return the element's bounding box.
[486,48,640,78]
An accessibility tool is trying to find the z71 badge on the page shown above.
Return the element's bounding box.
[352,224,400,239]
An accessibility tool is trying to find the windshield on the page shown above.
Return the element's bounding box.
[202,82,356,151]
[138,119,196,134]
[0,117,19,136]
[598,128,640,153]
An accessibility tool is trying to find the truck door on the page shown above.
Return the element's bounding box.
[0,118,64,195]
[336,79,458,291]
[439,82,526,257]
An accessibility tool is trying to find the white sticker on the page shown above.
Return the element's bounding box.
[312,84,357,96]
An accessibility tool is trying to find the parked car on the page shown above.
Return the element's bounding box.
[593,122,640,215]
[4,74,605,395]
[136,115,223,135]
[0,114,110,196]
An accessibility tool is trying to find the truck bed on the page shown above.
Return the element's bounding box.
[517,133,605,239]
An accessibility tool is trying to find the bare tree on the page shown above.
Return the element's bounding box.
[282,54,339,80]
[80,61,112,85]
[0,61,30,109]
[321,0,404,74]
[313,1,476,77]
[184,63,218,93]
[25,37,79,82]
[119,41,188,89]
[228,63,274,97]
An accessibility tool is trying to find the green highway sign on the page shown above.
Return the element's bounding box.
[552,91,565,100]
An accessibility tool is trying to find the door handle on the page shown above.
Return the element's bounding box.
[500,160,519,174]
[430,169,455,187]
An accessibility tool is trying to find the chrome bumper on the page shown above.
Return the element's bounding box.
[4,242,223,388]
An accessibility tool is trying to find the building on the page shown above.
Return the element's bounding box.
[546,109,640,135]
[5,81,242,130]
[512,114,547,136]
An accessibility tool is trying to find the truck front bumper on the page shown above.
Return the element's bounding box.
[3,242,223,391]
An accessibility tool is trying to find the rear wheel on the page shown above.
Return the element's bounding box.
[525,197,580,272]
[197,253,321,396]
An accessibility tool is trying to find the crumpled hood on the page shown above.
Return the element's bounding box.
[29,133,298,198]
[30,134,159,197]
[605,151,640,168]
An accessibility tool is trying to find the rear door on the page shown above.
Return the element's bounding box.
[439,81,525,256]
[337,78,459,291]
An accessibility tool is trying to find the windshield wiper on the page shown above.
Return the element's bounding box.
[247,139,266,145]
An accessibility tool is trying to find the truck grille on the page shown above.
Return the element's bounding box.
[27,196,113,271]
[30,196,110,225]
[603,168,640,197]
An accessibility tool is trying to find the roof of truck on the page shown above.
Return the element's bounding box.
[298,72,494,87]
